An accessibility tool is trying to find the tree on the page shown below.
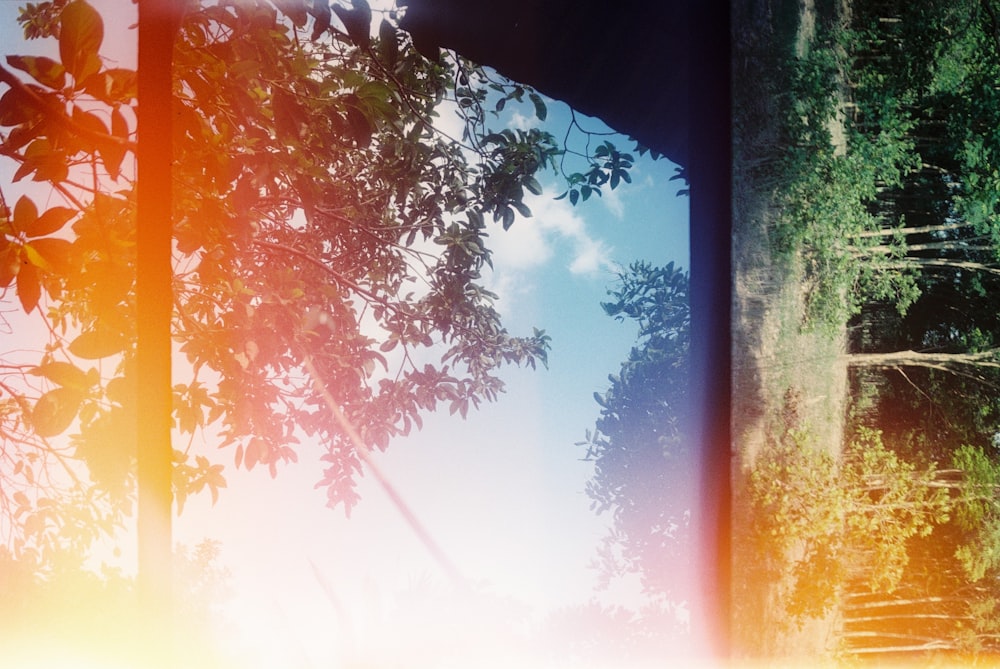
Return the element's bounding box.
[403,3,733,649]
[581,261,691,602]
[0,0,591,585]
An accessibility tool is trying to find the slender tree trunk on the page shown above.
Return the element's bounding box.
[845,613,971,623]
[850,221,975,239]
[848,641,956,655]
[883,258,1000,276]
[860,242,994,255]
[846,348,1000,370]
[842,595,967,610]
[136,0,180,662]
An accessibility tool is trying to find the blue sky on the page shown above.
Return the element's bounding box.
[0,3,692,666]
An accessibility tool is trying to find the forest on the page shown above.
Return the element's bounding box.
[736,0,1000,662]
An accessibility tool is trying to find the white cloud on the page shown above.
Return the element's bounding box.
[568,236,614,275]
[599,185,625,220]
[507,110,532,131]
[486,189,616,285]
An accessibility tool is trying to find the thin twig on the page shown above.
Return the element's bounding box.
[302,353,466,587]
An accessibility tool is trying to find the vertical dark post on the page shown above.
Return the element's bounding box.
[136,0,178,648]
[687,0,732,660]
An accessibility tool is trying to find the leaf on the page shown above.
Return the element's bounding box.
[501,206,515,230]
[6,55,66,90]
[59,0,104,84]
[311,0,331,40]
[16,139,69,183]
[529,91,547,121]
[0,246,19,287]
[32,386,84,437]
[332,0,372,48]
[245,437,263,471]
[511,200,532,218]
[377,19,398,67]
[275,0,309,27]
[111,107,128,139]
[102,108,129,179]
[69,329,125,359]
[345,104,373,146]
[82,68,137,104]
[0,88,35,127]
[524,176,543,196]
[26,238,74,275]
[12,195,38,234]
[25,206,74,237]
[29,361,90,390]
[16,259,40,313]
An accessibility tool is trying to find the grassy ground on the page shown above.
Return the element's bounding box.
[731,0,850,661]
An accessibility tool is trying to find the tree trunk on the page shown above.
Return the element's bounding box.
[884,258,1000,276]
[860,242,994,256]
[850,221,975,239]
[846,348,1000,370]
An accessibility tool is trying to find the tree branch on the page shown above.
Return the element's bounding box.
[0,64,137,153]
[302,353,466,588]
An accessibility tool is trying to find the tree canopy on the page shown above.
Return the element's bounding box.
[0,0,657,580]
[581,260,691,601]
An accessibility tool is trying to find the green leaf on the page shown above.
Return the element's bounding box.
[6,55,66,90]
[524,176,542,196]
[377,19,398,67]
[32,386,84,437]
[59,0,104,84]
[501,206,515,230]
[29,362,90,391]
[529,92,547,121]
[511,200,532,218]
[69,329,125,359]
